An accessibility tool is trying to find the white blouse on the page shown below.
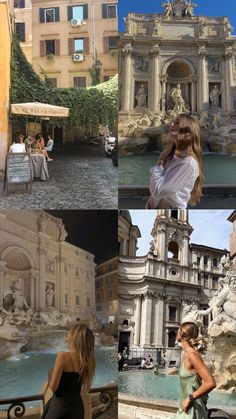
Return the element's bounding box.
[9,143,26,153]
[149,155,199,209]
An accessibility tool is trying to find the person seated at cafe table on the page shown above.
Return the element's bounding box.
[44,134,54,152]
[9,136,26,153]
[37,135,53,161]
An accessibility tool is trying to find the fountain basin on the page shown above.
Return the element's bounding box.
[118,371,236,409]
[0,347,117,409]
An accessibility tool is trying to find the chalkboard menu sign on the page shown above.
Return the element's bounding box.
[5,153,32,193]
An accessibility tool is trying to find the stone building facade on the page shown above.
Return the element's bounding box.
[14,0,118,87]
[119,0,236,132]
[119,210,228,361]
[95,256,118,323]
[0,210,96,321]
[118,210,141,257]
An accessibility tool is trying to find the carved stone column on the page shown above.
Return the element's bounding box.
[38,245,46,310]
[198,46,208,111]
[191,75,197,113]
[57,253,65,312]
[140,292,153,346]
[30,269,38,310]
[223,48,234,113]
[122,45,133,112]
[0,261,6,306]
[160,75,168,112]
[182,232,189,266]
[153,294,164,346]
[158,225,166,261]
[150,46,160,112]
[133,294,142,346]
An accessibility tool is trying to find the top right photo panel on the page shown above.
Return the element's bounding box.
[118,0,236,210]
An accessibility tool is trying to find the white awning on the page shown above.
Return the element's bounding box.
[11,102,70,118]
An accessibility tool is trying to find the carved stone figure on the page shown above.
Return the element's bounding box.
[199,112,211,130]
[222,17,233,37]
[135,84,147,108]
[152,17,160,36]
[212,112,222,129]
[170,84,189,113]
[183,3,194,17]
[135,56,148,72]
[10,280,29,311]
[124,16,132,34]
[182,303,211,325]
[199,18,207,37]
[209,85,221,108]
[163,1,173,18]
[46,284,54,307]
[37,214,48,233]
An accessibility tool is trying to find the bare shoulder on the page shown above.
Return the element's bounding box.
[56,352,68,361]
[188,350,203,365]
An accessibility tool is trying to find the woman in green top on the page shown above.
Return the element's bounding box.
[176,322,216,418]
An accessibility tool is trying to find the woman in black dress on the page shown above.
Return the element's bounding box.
[41,323,95,419]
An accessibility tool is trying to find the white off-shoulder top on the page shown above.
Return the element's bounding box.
[149,155,199,209]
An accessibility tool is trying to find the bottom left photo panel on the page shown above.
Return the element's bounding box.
[0,209,118,419]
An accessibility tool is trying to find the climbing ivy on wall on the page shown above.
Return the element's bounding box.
[10,36,118,130]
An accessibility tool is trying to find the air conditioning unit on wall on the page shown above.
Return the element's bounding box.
[73,53,84,62]
[71,18,82,27]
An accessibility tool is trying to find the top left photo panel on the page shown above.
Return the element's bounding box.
[0,0,118,209]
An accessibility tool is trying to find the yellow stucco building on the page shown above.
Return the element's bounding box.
[15,0,118,87]
[0,0,13,171]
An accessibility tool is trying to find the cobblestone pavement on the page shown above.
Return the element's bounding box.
[0,146,118,209]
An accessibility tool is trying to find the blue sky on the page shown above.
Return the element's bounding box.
[130,210,233,256]
[118,0,236,34]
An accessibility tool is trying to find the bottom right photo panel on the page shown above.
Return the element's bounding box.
[118,209,236,419]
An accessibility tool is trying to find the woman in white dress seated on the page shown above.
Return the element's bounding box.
[146,114,204,209]
[9,135,26,153]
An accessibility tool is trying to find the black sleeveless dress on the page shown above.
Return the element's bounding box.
[41,371,84,419]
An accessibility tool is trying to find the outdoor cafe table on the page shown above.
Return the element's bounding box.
[30,153,49,180]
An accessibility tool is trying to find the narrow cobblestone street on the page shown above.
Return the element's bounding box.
[0,146,117,209]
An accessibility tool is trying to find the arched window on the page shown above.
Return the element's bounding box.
[168,330,177,348]
[168,241,179,259]
[122,319,129,327]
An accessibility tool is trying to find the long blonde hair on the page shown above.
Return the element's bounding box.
[159,114,204,205]
[70,323,95,390]
[179,322,207,353]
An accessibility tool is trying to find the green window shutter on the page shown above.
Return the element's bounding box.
[102,4,107,18]
[83,4,88,19]
[55,7,60,22]
[39,8,44,23]
[68,6,73,20]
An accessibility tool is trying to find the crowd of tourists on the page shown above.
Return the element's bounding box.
[9,133,54,162]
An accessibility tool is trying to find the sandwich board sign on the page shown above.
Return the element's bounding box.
[5,153,32,193]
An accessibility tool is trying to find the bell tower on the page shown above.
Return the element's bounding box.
[150,210,193,268]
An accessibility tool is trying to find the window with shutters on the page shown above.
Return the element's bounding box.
[15,22,25,42]
[14,0,25,8]
[74,77,86,88]
[39,8,60,23]
[74,39,84,53]
[47,78,57,87]
[108,36,118,50]
[68,5,88,20]
[45,40,55,55]
[102,4,117,19]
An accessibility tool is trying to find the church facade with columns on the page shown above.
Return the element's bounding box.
[119,210,228,361]
[119,0,236,131]
[0,210,96,321]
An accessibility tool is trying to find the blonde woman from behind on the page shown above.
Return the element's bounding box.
[41,323,95,419]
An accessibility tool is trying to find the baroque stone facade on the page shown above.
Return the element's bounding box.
[0,210,96,321]
[119,210,228,361]
[119,0,236,136]
[95,256,118,323]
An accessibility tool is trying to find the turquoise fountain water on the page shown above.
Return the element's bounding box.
[119,153,236,186]
[0,347,117,408]
[119,371,236,408]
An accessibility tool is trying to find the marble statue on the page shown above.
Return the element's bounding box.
[210,85,221,108]
[135,56,148,72]
[170,84,189,113]
[163,1,173,18]
[135,84,147,108]
[46,284,54,307]
[37,214,48,232]
[58,221,68,242]
[199,18,207,37]
[152,17,160,36]
[183,2,194,17]
[10,280,29,311]
[182,303,211,325]
[199,111,211,130]
[124,16,132,34]
[212,112,222,129]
